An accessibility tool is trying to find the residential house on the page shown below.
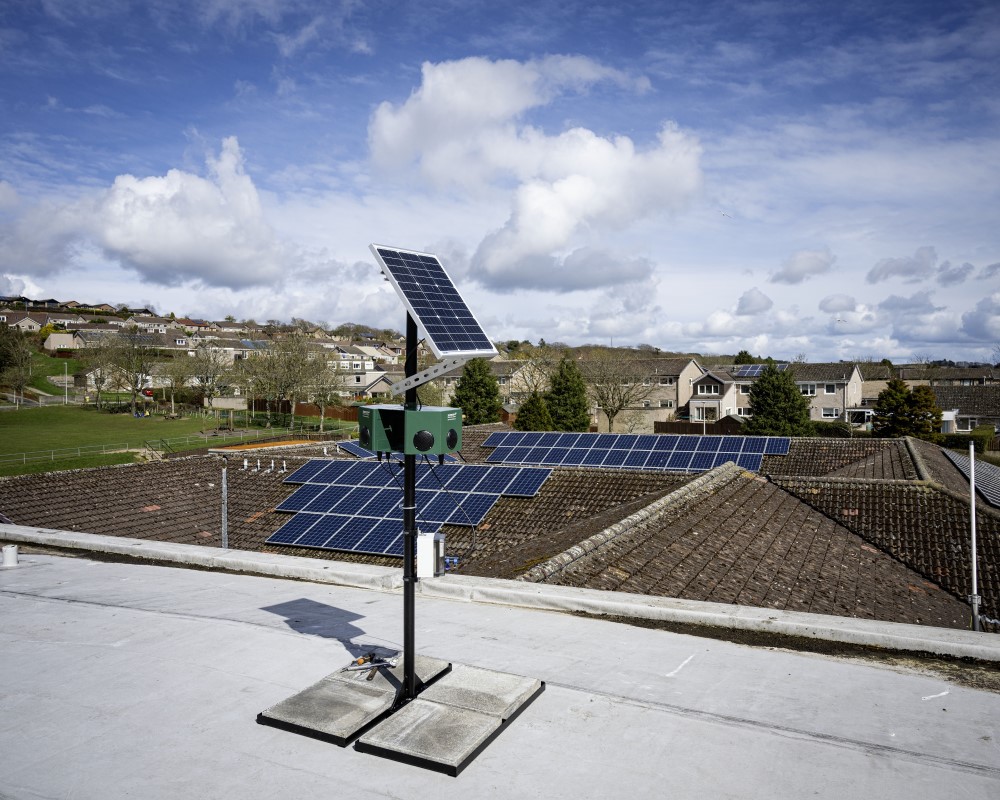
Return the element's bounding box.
[931,386,1000,433]
[127,315,173,334]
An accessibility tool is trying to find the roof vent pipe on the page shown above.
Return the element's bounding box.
[2,544,18,568]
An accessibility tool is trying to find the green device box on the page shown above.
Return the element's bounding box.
[358,405,462,456]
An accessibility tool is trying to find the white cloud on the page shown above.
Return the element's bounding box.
[0,274,27,296]
[866,245,937,283]
[367,56,699,292]
[0,137,292,289]
[818,294,856,313]
[770,247,835,284]
[960,293,1000,340]
[735,287,773,315]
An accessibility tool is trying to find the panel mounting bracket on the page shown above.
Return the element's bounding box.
[389,355,472,395]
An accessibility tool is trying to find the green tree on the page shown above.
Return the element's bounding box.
[514,391,554,431]
[544,356,590,431]
[872,379,941,439]
[451,358,502,424]
[744,364,814,436]
[0,323,33,404]
[734,349,755,365]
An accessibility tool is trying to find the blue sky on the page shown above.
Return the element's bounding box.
[1,0,998,362]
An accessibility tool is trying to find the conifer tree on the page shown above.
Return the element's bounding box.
[514,391,554,431]
[873,379,941,439]
[744,363,814,436]
[544,356,590,431]
[451,358,502,424]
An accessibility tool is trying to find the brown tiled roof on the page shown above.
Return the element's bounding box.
[522,465,967,628]
[1,433,993,631]
[773,475,1000,626]
[763,438,917,479]
[930,386,1000,417]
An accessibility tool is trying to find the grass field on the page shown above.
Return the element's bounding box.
[0,405,213,455]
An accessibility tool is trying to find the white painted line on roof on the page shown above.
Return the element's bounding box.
[921,690,949,701]
[664,654,695,677]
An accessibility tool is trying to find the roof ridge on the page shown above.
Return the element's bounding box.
[517,461,748,584]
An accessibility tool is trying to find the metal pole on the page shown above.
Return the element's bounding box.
[64,362,68,405]
[969,442,980,632]
[221,455,229,550]
[402,313,418,701]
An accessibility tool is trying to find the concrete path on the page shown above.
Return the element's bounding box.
[2,552,999,799]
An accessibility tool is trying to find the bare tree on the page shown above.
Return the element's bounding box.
[190,345,230,410]
[79,336,117,409]
[578,348,657,432]
[307,360,348,432]
[161,356,195,415]
[508,343,560,398]
[236,336,322,425]
[109,326,160,415]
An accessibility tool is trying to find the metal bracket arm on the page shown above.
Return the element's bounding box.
[390,356,472,395]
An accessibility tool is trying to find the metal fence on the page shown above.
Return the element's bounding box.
[0,442,131,466]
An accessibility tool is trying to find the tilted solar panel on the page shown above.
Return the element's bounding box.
[370,245,498,359]
[478,431,791,474]
[943,449,1000,509]
[267,459,552,556]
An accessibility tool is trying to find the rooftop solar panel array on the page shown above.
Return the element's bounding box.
[482,431,789,473]
[732,363,789,378]
[370,245,497,359]
[267,459,551,557]
[942,449,1000,509]
[336,440,457,462]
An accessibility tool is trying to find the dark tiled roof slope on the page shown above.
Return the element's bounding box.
[528,468,967,628]
[0,456,298,548]
[907,438,976,495]
[452,469,691,572]
[931,385,1000,417]
[764,438,917,479]
[774,476,1000,628]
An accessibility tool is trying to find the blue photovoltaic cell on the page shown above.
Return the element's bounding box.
[690,452,715,470]
[325,517,376,551]
[644,451,671,469]
[447,493,498,526]
[483,431,509,448]
[338,440,375,459]
[736,453,763,471]
[479,431,791,475]
[371,246,497,358]
[472,467,517,494]
[311,461,358,485]
[267,458,554,556]
[667,451,693,470]
[486,446,513,464]
[275,484,326,512]
[357,521,403,555]
[603,450,628,466]
[267,514,317,544]
[624,451,651,469]
[505,468,552,497]
[284,460,330,484]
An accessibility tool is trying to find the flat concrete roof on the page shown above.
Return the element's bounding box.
[2,551,999,798]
